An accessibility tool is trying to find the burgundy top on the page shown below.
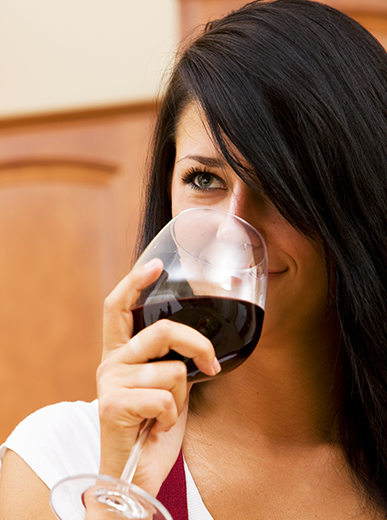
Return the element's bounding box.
[156,450,189,520]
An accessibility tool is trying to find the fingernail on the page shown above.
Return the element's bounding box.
[144,258,159,269]
[212,358,221,375]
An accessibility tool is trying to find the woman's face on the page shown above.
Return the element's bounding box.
[170,103,334,342]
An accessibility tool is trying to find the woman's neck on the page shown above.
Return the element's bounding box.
[188,310,342,447]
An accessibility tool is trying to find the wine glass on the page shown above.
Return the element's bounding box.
[50,207,267,519]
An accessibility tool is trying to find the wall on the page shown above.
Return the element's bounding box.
[0,0,179,118]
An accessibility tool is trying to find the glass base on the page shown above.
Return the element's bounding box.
[50,474,172,520]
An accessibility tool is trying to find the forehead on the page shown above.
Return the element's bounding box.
[175,104,216,158]
[174,103,256,180]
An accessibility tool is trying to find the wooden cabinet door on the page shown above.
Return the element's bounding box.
[0,106,155,442]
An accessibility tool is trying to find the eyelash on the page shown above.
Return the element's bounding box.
[181,167,225,191]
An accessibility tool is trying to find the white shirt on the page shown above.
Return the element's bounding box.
[0,400,212,520]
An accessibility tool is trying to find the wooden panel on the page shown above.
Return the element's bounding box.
[0,174,105,435]
[180,0,247,37]
[348,14,387,49]
[0,107,155,442]
[323,0,387,13]
[179,0,387,49]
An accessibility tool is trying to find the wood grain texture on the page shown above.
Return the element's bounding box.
[0,108,155,442]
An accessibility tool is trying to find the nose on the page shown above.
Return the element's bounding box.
[216,213,250,248]
[222,179,262,234]
[215,202,266,270]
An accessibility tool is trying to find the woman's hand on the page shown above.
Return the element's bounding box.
[97,258,220,496]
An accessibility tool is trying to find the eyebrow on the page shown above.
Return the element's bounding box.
[175,154,226,168]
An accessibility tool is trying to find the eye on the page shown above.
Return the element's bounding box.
[196,173,216,188]
[182,168,226,191]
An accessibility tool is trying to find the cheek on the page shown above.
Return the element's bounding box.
[170,174,201,218]
[170,173,186,218]
[264,234,330,337]
[288,236,329,309]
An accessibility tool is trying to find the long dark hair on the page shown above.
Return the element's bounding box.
[137,0,387,512]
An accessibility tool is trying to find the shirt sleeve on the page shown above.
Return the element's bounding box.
[0,400,100,489]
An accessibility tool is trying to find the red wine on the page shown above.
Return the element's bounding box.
[132,296,264,382]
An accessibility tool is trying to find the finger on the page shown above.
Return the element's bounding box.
[99,387,180,434]
[98,359,188,416]
[103,259,163,355]
[119,319,221,376]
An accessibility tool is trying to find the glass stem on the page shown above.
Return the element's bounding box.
[120,418,156,484]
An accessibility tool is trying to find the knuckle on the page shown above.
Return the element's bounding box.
[96,359,107,377]
[96,367,106,388]
[153,319,173,339]
[103,294,115,313]
[160,391,175,412]
[172,361,187,382]
[96,358,112,382]
[98,393,120,420]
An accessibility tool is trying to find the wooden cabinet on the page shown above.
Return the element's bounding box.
[0,105,155,441]
[179,0,387,49]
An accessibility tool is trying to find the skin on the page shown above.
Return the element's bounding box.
[0,103,383,519]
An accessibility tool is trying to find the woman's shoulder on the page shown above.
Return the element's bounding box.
[0,399,100,489]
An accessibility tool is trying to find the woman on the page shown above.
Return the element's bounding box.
[2,0,387,518]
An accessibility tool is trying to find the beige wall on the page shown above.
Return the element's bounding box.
[0,0,179,118]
